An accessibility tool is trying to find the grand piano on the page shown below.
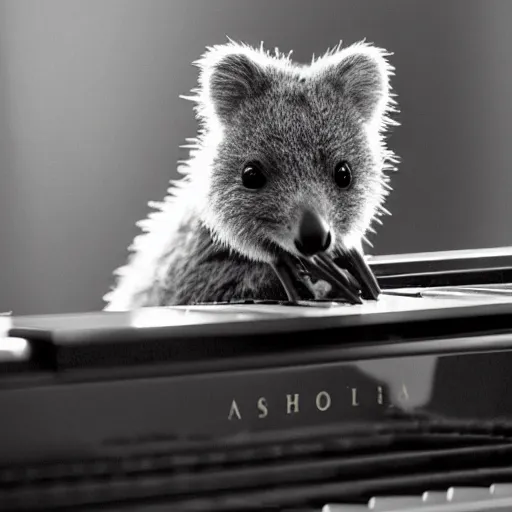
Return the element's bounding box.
[3,246,512,511]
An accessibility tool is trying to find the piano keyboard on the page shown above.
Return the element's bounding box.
[325,484,512,512]
[3,414,512,510]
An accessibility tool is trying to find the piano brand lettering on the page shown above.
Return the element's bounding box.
[316,391,331,411]
[257,397,268,418]
[228,385,409,420]
[287,394,300,414]
[228,400,242,420]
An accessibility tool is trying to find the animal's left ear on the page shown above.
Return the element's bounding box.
[317,44,394,123]
[199,46,271,123]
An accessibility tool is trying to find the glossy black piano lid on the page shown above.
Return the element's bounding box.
[368,246,512,275]
[367,246,512,289]
[1,246,512,375]
[5,296,512,372]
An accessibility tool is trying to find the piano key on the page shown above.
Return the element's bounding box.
[6,457,512,512]
[326,494,512,512]
[421,491,448,505]
[368,496,424,510]
[323,505,368,512]
[282,509,319,512]
[326,487,512,512]
[424,496,512,512]
[446,486,492,502]
[490,483,512,496]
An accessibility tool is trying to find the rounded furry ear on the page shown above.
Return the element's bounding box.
[206,52,270,122]
[314,43,394,123]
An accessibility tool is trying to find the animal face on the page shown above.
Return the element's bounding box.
[192,41,399,262]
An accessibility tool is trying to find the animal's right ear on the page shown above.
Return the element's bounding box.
[198,48,270,123]
[313,42,395,125]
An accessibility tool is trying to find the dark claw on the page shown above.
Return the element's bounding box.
[337,245,381,300]
[315,253,361,295]
[280,253,317,298]
[300,256,363,305]
[270,259,301,302]
[270,244,380,305]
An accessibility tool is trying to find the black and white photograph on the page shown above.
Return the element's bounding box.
[1,1,512,510]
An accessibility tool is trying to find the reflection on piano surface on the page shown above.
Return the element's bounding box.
[4,247,512,510]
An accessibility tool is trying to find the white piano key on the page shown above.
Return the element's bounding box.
[490,484,512,496]
[421,491,448,505]
[446,487,492,502]
[325,484,512,512]
[322,484,512,512]
[322,505,369,512]
[369,497,424,510]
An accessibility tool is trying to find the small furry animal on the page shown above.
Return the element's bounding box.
[103,39,399,311]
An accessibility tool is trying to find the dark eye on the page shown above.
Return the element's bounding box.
[334,160,352,189]
[242,161,267,189]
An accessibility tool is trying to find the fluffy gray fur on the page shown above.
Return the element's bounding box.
[103,39,399,311]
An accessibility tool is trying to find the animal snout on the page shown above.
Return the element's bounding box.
[294,209,332,256]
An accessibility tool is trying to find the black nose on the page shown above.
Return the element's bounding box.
[294,210,332,256]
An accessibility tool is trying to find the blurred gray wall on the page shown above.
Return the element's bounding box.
[0,0,511,315]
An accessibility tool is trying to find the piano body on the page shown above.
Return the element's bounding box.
[3,247,512,510]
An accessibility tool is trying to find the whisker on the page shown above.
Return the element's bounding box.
[362,235,374,248]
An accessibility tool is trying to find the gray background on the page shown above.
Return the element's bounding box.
[0,0,511,315]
